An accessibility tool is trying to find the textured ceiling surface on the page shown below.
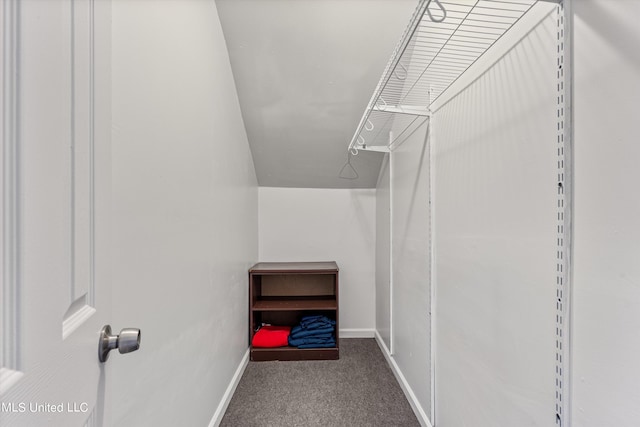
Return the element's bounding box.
[216,0,417,188]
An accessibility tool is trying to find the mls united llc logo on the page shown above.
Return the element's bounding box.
[1,401,89,413]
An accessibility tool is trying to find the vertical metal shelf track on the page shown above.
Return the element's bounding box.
[555,1,571,425]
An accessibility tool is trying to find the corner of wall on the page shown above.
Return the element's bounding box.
[208,349,250,427]
[374,332,433,427]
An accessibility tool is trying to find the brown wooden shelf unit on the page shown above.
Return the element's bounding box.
[249,261,339,361]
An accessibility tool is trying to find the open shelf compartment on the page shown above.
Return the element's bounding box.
[249,262,339,361]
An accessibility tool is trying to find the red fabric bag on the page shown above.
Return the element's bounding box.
[252,325,291,348]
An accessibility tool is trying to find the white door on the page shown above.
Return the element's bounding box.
[1,1,120,426]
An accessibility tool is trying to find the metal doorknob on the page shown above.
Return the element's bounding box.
[99,324,141,363]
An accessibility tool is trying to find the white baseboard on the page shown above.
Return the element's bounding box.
[339,328,375,338]
[374,331,433,427]
[208,348,250,427]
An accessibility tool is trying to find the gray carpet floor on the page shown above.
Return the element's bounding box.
[220,339,420,427]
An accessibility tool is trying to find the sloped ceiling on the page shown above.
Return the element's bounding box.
[216,0,417,188]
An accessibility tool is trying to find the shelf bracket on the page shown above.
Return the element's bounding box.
[371,105,430,117]
[357,145,391,153]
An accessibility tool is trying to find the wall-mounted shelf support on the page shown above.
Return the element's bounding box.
[371,105,430,117]
[357,145,390,153]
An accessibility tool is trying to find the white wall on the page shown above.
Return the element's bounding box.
[433,9,557,426]
[390,120,432,422]
[111,1,258,426]
[374,117,432,425]
[375,156,391,350]
[258,187,376,333]
[572,1,640,425]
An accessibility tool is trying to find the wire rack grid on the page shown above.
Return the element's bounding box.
[348,0,540,154]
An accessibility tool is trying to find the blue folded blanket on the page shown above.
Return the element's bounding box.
[290,326,334,339]
[299,320,334,330]
[288,315,336,348]
[300,314,334,323]
[300,315,336,329]
[288,334,335,347]
[297,342,336,349]
[289,333,333,344]
[299,315,324,323]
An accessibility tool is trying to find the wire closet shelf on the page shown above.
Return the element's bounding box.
[348,0,544,155]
